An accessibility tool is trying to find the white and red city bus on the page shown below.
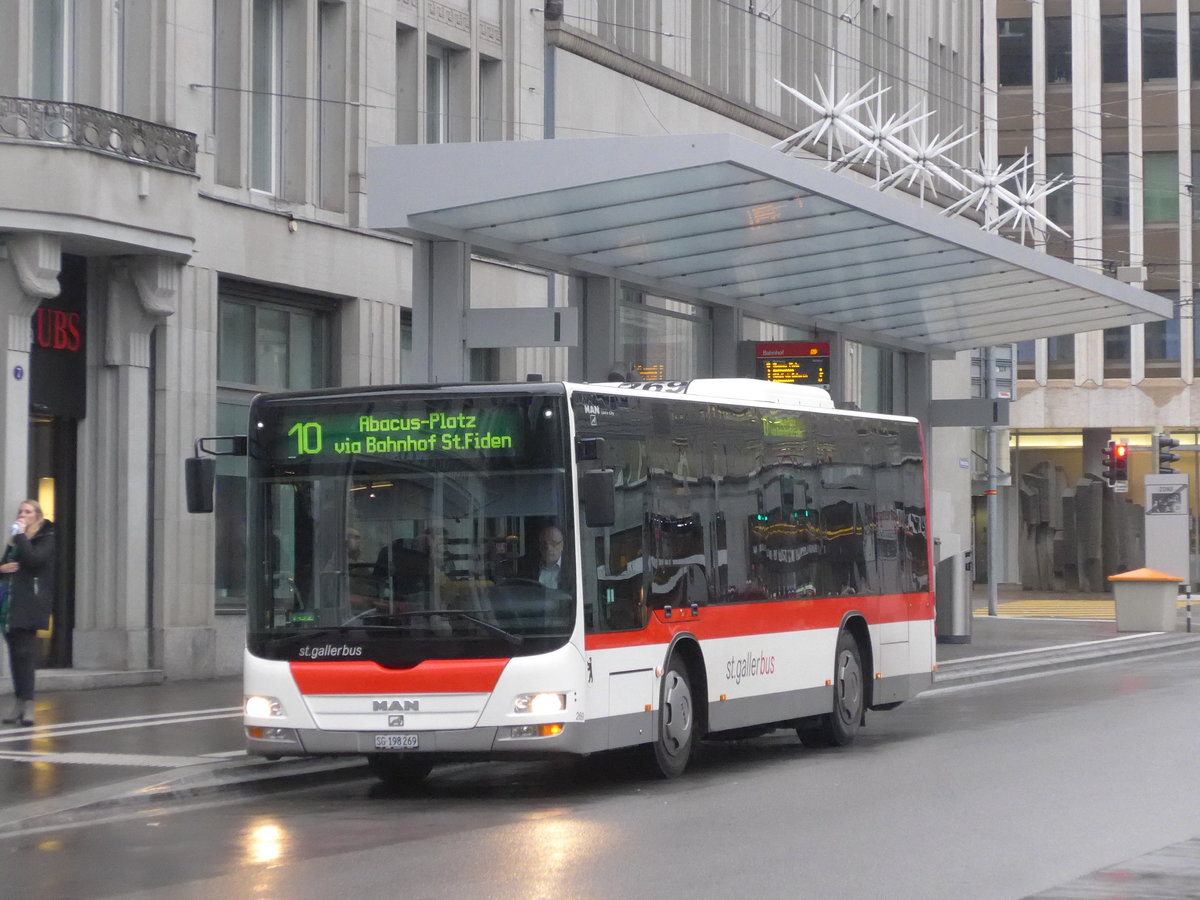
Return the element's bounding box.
[200,378,933,782]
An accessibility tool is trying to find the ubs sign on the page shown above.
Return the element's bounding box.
[34,308,83,353]
[30,255,87,419]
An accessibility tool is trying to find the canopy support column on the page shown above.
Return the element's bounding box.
[412,239,470,383]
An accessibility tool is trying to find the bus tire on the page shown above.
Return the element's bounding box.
[366,754,434,786]
[649,657,695,778]
[797,629,864,748]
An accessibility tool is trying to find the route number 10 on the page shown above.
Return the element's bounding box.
[288,421,323,455]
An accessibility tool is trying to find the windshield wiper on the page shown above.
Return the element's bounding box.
[439,609,524,645]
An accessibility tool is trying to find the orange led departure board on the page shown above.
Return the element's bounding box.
[633,363,666,381]
[754,342,830,386]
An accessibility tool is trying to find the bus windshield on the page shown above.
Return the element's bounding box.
[247,390,574,665]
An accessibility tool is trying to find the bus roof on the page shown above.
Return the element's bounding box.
[569,379,919,423]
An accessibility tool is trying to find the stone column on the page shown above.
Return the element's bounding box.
[74,256,179,672]
[0,234,61,510]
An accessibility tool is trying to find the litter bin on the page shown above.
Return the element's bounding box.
[935,550,972,644]
[1107,568,1182,632]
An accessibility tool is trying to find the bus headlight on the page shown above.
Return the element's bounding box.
[513,692,566,714]
[245,695,285,718]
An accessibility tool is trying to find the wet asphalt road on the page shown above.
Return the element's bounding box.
[3,647,1200,899]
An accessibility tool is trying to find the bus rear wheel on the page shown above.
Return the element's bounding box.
[649,657,695,778]
[366,754,434,786]
[797,630,864,748]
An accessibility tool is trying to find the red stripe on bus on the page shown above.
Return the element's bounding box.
[290,658,509,694]
[584,592,932,651]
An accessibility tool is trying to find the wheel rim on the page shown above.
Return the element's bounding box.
[661,670,693,756]
[834,647,862,725]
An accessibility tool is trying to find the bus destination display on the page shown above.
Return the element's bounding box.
[754,341,830,387]
[268,403,525,461]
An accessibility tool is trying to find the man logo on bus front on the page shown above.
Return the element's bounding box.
[373,699,420,712]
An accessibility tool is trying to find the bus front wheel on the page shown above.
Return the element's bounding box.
[797,630,864,748]
[649,657,695,778]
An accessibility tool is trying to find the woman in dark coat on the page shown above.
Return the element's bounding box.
[1,499,55,727]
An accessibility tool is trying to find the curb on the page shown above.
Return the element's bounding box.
[0,669,165,696]
[932,631,1200,688]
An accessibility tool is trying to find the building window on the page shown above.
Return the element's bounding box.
[212,0,242,186]
[1102,16,1127,83]
[1102,154,1129,225]
[1016,340,1034,379]
[32,0,72,101]
[1194,152,1200,221]
[1193,14,1200,81]
[1144,152,1180,224]
[1045,18,1072,85]
[1193,317,1200,378]
[426,45,451,144]
[618,290,711,381]
[1104,326,1130,378]
[858,343,899,415]
[250,0,282,193]
[1045,154,1073,231]
[692,2,747,97]
[1145,293,1180,375]
[1047,334,1074,379]
[597,0,663,62]
[742,318,814,342]
[215,283,333,610]
[478,56,503,141]
[396,25,419,144]
[997,18,1032,87]
[1143,14,1176,81]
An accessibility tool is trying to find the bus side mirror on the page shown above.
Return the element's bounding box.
[581,468,615,528]
[185,456,216,514]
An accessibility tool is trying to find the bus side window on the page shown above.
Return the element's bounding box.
[649,563,708,610]
[594,526,647,631]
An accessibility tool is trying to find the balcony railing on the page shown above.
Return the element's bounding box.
[0,96,196,175]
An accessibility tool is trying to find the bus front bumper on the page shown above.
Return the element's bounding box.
[246,721,590,759]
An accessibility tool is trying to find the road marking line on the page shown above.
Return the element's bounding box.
[18,706,241,730]
[0,711,241,744]
[0,750,214,768]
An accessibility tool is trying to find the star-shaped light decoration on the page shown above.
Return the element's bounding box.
[985,160,1071,244]
[830,91,934,182]
[772,73,887,162]
[773,78,1074,241]
[941,153,1035,220]
[873,125,974,203]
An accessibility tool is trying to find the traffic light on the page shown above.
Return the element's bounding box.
[1101,440,1129,486]
[1157,433,1181,474]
